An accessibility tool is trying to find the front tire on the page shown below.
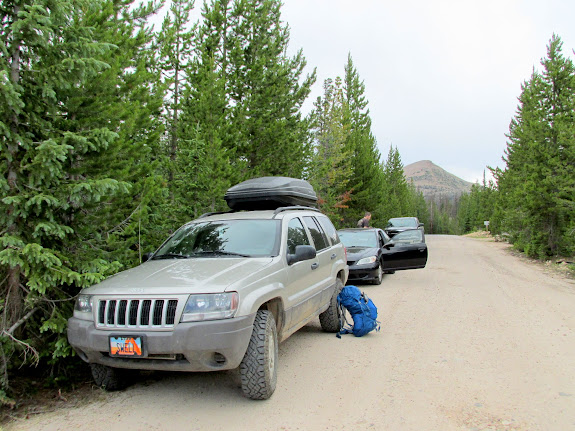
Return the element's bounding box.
[240,309,278,400]
[372,264,383,285]
[319,278,343,332]
[90,364,133,391]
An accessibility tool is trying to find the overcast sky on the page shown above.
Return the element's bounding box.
[279,0,575,183]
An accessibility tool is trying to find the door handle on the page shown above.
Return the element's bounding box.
[311,262,319,270]
[330,253,337,260]
[418,248,425,252]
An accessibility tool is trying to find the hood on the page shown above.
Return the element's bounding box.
[345,246,378,263]
[82,257,274,295]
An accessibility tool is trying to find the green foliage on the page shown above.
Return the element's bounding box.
[493,35,575,257]
[9,0,560,404]
[342,54,385,225]
[224,0,316,179]
[308,77,353,227]
[0,0,164,398]
[457,176,497,234]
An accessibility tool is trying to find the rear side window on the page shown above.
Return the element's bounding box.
[303,216,329,251]
[316,215,340,246]
[287,218,310,254]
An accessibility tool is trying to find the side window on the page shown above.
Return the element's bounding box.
[287,218,310,254]
[303,216,329,251]
[316,215,340,246]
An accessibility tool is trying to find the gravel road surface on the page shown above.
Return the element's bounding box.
[7,235,575,431]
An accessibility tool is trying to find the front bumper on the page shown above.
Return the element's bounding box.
[346,263,379,283]
[67,313,256,372]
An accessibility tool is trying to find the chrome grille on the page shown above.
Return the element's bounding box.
[97,299,178,329]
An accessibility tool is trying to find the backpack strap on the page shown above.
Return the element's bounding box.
[336,297,354,338]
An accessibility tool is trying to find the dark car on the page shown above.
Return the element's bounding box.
[338,228,428,285]
[385,217,424,237]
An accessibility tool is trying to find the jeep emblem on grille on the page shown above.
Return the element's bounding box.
[130,288,145,293]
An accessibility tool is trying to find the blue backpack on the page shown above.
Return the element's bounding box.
[336,285,380,337]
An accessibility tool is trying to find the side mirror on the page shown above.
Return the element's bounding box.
[287,245,317,265]
[142,252,153,263]
[418,223,424,227]
[384,242,395,250]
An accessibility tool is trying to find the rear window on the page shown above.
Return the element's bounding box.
[387,218,418,228]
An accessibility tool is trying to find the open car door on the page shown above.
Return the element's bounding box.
[381,228,428,271]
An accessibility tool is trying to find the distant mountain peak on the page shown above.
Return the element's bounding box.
[404,160,473,199]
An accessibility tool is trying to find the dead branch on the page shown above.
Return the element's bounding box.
[7,307,38,336]
[1,331,40,367]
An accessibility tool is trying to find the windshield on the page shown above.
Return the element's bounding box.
[153,220,280,259]
[338,230,378,248]
[387,218,417,228]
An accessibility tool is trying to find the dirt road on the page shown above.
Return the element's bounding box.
[7,235,575,431]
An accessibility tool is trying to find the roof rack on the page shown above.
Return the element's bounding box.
[273,206,320,217]
[197,206,320,220]
[198,210,237,219]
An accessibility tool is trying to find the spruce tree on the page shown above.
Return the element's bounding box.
[156,0,196,190]
[495,35,575,257]
[225,0,316,179]
[177,0,236,219]
[342,54,384,225]
[308,77,353,227]
[0,0,163,394]
[381,146,410,218]
[76,0,166,261]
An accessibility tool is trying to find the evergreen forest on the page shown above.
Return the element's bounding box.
[1,0,574,401]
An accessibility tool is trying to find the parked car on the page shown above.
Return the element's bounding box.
[384,216,424,237]
[337,227,428,285]
[67,177,348,400]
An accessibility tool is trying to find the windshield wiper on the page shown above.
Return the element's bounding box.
[191,250,251,258]
[151,253,190,260]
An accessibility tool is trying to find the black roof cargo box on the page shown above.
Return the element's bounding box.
[224,177,318,210]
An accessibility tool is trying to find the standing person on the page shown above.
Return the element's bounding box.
[357,212,371,228]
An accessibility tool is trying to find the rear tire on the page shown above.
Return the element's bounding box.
[240,309,278,400]
[319,278,343,332]
[90,364,133,391]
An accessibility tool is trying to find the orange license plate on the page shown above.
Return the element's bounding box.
[109,336,143,357]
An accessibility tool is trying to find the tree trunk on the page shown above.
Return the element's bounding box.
[5,3,24,329]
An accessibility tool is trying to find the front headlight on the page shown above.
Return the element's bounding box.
[73,294,93,320]
[356,256,377,265]
[181,292,239,322]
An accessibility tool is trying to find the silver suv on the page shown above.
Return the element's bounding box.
[67,206,348,399]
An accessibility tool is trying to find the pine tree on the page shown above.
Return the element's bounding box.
[495,35,575,257]
[156,0,196,189]
[308,77,353,227]
[0,0,163,394]
[380,146,410,219]
[342,54,384,225]
[225,0,316,179]
[76,0,166,261]
[176,0,237,220]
